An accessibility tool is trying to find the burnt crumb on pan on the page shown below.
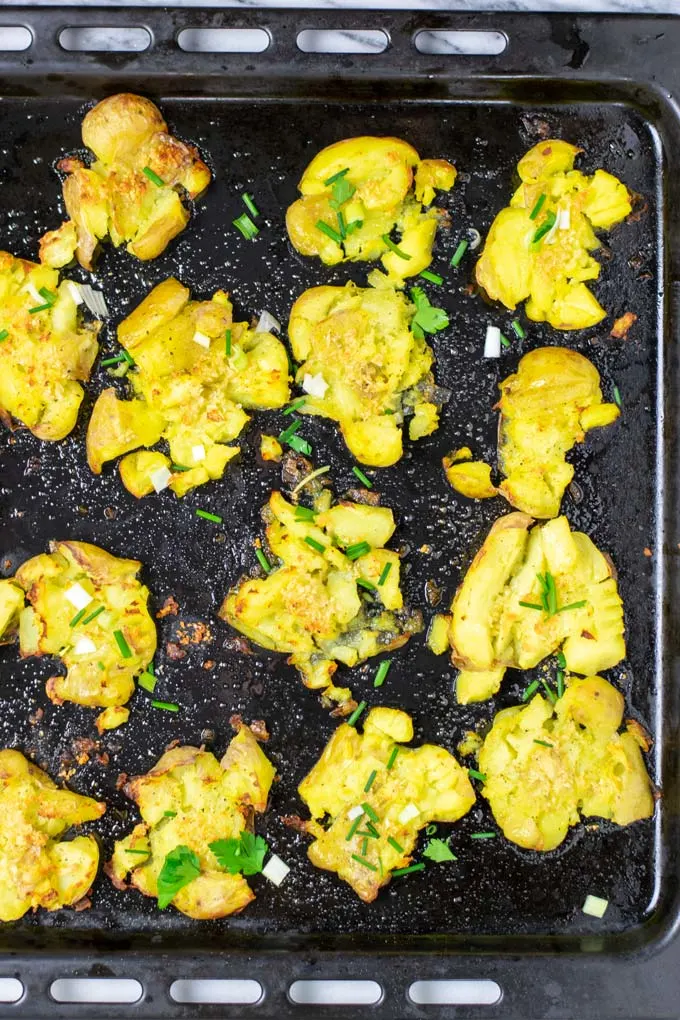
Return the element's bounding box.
[28,707,44,726]
[176,620,212,645]
[330,698,357,718]
[345,487,381,506]
[164,738,181,752]
[281,814,309,834]
[202,659,215,670]
[610,312,638,339]
[103,507,117,520]
[643,547,653,557]
[96,751,110,767]
[156,595,179,619]
[223,634,254,656]
[626,193,648,223]
[568,481,584,504]
[249,719,270,742]
[23,456,42,476]
[424,579,443,607]
[73,896,92,912]
[520,113,552,140]
[166,641,186,660]
[77,505,88,516]
[115,772,128,791]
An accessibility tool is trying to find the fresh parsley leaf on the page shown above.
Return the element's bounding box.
[410,286,449,336]
[156,844,200,909]
[329,175,356,210]
[209,831,268,876]
[423,837,457,863]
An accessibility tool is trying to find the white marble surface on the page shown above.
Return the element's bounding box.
[3,0,679,10]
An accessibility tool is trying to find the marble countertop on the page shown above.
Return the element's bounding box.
[4,0,678,11]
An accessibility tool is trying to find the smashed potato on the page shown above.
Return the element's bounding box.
[2,541,156,710]
[0,251,100,440]
[476,139,631,329]
[0,749,105,921]
[40,93,211,270]
[448,513,625,703]
[297,707,475,901]
[86,277,289,497]
[286,136,455,284]
[108,721,275,919]
[288,283,446,467]
[220,490,421,703]
[478,676,654,850]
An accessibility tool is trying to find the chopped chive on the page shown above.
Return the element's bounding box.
[556,651,567,669]
[172,464,191,473]
[345,541,371,561]
[556,600,587,613]
[373,660,391,688]
[351,854,378,872]
[81,605,105,626]
[304,536,325,554]
[352,466,373,488]
[419,269,443,285]
[337,210,347,239]
[519,601,543,611]
[324,167,349,186]
[529,193,546,220]
[295,506,317,522]
[345,219,363,234]
[347,701,367,728]
[255,549,272,573]
[125,848,151,856]
[29,303,52,314]
[522,679,540,701]
[365,820,380,838]
[316,220,343,245]
[468,768,487,783]
[381,235,412,260]
[511,319,526,340]
[361,837,369,856]
[38,286,57,304]
[361,804,380,824]
[364,770,378,794]
[545,572,558,616]
[392,863,425,877]
[113,629,132,659]
[151,700,179,712]
[233,212,259,239]
[163,811,177,818]
[387,836,404,854]
[142,166,164,187]
[534,739,554,748]
[542,680,557,705]
[378,562,392,586]
[287,434,312,456]
[0,330,8,342]
[613,385,622,408]
[450,239,468,267]
[242,192,259,218]
[357,577,378,592]
[69,608,87,628]
[346,815,363,841]
[357,828,378,840]
[531,210,556,245]
[101,353,130,367]
[387,746,399,770]
[195,509,222,524]
[278,418,302,443]
[470,832,496,840]
[426,824,437,836]
[138,671,157,693]
[556,669,565,699]
[97,661,105,671]
[283,398,306,415]
[225,329,232,356]
[500,333,511,349]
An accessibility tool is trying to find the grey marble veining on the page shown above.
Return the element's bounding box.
[3,0,678,11]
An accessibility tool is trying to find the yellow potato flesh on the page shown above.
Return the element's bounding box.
[449,513,626,702]
[109,725,275,919]
[40,93,211,270]
[298,707,475,901]
[479,676,654,851]
[0,749,105,921]
[476,139,631,328]
[86,277,289,498]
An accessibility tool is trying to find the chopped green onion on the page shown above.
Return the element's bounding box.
[373,660,391,688]
[255,549,272,573]
[613,385,622,408]
[387,836,404,854]
[519,601,543,611]
[242,192,259,218]
[387,746,399,770]
[316,220,343,245]
[69,608,88,628]
[278,419,302,444]
[172,464,191,473]
[287,434,312,456]
[345,541,371,561]
[468,768,487,783]
[0,330,8,342]
[101,353,133,368]
[295,506,317,522]
[324,167,349,186]
[29,303,52,314]
[113,629,132,659]
[534,739,554,748]
[283,398,306,415]
[97,661,105,671]
[304,536,325,554]
[225,329,232,356]
[500,333,511,349]
[291,465,331,495]
[522,679,540,701]
[361,836,369,856]
[351,854,378,872]
[233,213,259,240]
[352,466,373,488]
[125,848,151,856]
[365,821,380,838]
[529,193,546,220]
[450,239,469,267]
[378,562,392,586]
[81,605,105,626]
[361,802,380,823]
[556,669,565,698]
[556,651,567,669]
[426,824,437,836]
[151,700,179,712]
[347,701,367,728]
[337,209,347,239]
[357,577,378,592]
[38,286,57,304]
[532,211,557,245]
[542,680,557,705]
[142,166,164,187]
[556,600,587,613]
[419,269,443,285]
[392,863,425,877]
[381,235,412,260]
[511,319,526,339]
[138,672,157,693]
[346,815,363,841]
[164,811,177,818]
[364,770,377,793]
[470,832,496,840]
[195,509,222,524]
[345,219,363,234]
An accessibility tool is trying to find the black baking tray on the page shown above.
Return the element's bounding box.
[0,6,679,1019]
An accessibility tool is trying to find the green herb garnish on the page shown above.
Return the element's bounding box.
[556,650,567,669]
[351,854,378,872]
[324,167,350,186]
[381,235,412,260]
[387,836,404,853]
[613,385,622,408]
[500,333,511,349]
[511,319,526,339]
[556,600,587,613]
[347,701,367,728]
[352,466,372,488]
[346,815,364,841]
[423,838,457,863]
[283,398,306,415]
[345,541,371,561]
[225,329,232,356]
[361,802,379,823]
[304,536,325,554]
[378,562,392,586]
[357,577,377,592]
[373,660,391,688]
[113,629,132,658]
[316,220,343,245]
[29,303,52,314]
[287,434,312,456]
[542,680,557,705]
[410,286,449,336]
[81,605,105,626]
[556,669,565,698]
[470,832,496,840]
[387,746,399,770]
[69,608,87,628]
[233,213,259,240]
[531,210,557,245]
[419,269,443,285]
[392,863,426,877]
[468,768,487,783]
[242,193,259,218]
[295,506,316,522]
[450,239,468,267]
[138,671,157,694]
[255,549,272,573]
[142,166,164,187]
[0,330,8,342]
[195,509,222,524]
[209,831,268,876]
[156,845,200,908]
[529,193,546,220]
[125,848,151,856]
[522,679,540,701]
[38,286,57,305]
[151,700,179,712]
[364,770,377,793]
[329,174,355,210]
[534,739,554,748]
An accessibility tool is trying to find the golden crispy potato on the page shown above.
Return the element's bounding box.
[288,283,445,467]
[478,676,654,850]
[108,721,275,919]
[9,541,156,710]
[220,490,419,703]
[443,450,498,500]
[297,706,475,901]
[86,278,289,497]
[497,347,619,518]
[448,513,625,703]
[40,94,211,270]
[286,136,455,283]
[0,251,100,440]
[476,140,631,329]
[0,749,105,921]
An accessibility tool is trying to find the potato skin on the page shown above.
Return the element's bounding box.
[478,676,654,851]
[108,722,275,919]
[40,93,211,270]
[0,749,105,921]
[476,139,631,329]
[298,706,475,902]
